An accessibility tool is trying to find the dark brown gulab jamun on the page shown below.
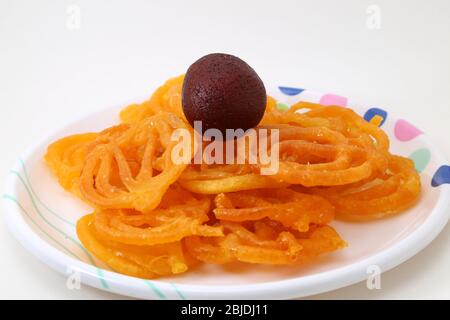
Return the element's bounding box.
[182,53,266,135]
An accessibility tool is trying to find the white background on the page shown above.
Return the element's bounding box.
[1,0,449,299]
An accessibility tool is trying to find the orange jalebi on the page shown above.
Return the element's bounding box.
[45,75,421,279]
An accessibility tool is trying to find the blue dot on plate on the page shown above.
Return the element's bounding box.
[363,107,388,127]
[278,86,304,96]
[431,165,450,187]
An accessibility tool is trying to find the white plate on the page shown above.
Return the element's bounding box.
[3,86,450,300]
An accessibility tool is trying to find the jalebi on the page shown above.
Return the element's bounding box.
[45,75,421,279]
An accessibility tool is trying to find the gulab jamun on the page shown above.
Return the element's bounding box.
[182,53,266,135]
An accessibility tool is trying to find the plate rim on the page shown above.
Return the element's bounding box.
[3,95,450,300]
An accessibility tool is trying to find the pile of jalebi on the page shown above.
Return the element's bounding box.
[45,75,421,279]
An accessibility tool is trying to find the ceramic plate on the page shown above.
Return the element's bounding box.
[3,85,450,300]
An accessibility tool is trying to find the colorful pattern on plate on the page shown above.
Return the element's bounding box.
[2,85,448,300]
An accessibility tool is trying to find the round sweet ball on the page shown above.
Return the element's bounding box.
[182,53,266,135]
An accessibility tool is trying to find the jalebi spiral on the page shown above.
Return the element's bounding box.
[45,75,420,278]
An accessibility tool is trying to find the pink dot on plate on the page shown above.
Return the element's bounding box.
[394,119,423,141]
[319,94,348,107]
